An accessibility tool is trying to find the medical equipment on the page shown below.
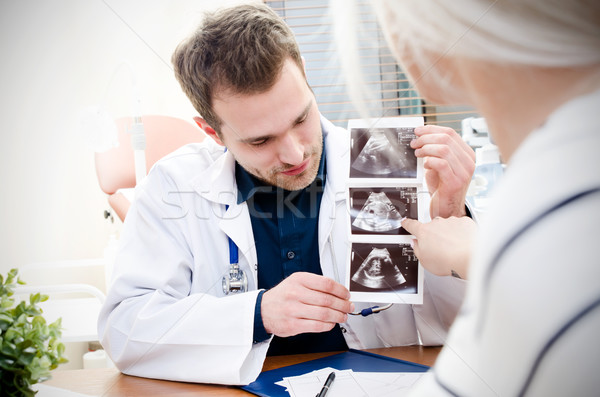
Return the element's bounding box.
[350,303,393,316]
[222,236,248,295]
[462,117,504,216]
[461,117,491,149]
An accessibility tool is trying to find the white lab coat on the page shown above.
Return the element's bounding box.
[409,90,600,396]
[98,115,466,385]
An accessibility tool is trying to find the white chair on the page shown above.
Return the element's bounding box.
[14,259,107,343]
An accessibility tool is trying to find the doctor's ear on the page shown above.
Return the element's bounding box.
[194,116,224,146]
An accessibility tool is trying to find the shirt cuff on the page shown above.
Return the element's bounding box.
[464,201,477,222]
[253,289,271,344]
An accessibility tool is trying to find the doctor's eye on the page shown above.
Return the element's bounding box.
[250,138,270,147]
[295,115,308,125]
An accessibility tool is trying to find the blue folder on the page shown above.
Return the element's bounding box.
[241,349,430,397]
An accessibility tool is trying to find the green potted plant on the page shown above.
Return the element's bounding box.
[0,268,68,396]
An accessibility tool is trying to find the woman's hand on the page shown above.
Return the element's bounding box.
[402,216,477,279]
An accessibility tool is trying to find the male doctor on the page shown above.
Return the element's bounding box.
[98,3,475,385]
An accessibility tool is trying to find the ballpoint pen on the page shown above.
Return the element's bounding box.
[316,371,336,397]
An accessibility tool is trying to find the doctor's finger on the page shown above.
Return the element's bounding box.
[414,126,475,161]
[294,272,350,299]
[293,318,338,334]
[412,133,476,170]
[417,141,473,174]
[415,125,457,137]
[423,154,472,185]
[299,290,354,314]
[296,302,350,326]
[418,146,475,178]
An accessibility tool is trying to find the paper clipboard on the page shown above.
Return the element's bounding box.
[241,349,429,397]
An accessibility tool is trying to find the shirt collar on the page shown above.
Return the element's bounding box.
[235,136,327,204]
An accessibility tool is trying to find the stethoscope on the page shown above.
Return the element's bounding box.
[350,303,393,316]
[222,204,248,295]
[222,236,248,295]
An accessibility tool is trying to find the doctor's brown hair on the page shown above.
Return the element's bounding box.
[172,3,304,136]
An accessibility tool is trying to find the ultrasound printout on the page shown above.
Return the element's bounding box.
[345,117,426,304]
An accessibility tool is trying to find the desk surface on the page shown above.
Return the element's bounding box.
[43,346,440,396]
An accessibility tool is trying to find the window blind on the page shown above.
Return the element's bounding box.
[265,0,479,134]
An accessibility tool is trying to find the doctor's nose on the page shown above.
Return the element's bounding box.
[278,132,304,165]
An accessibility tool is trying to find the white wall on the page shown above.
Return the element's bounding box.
[0,0,256,278]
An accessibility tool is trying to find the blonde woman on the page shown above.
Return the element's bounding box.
[332,0,600,395]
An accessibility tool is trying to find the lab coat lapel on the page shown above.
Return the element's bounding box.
[192,149,237,206]
[191,150,258,287]
[318,116,349,282]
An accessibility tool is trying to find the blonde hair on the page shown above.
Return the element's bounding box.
[370,0,600,66]
[331,0,600,115]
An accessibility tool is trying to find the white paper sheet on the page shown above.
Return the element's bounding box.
[276,367,423,397]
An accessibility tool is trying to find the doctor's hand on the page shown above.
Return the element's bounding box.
[261,272,354,338]
[402,216,477,279]
[411,125,475,218]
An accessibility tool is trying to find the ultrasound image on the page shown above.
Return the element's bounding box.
[352,192,404,232]
[350,243,418,293]
[350,127,417,178]
[350,187,418,236]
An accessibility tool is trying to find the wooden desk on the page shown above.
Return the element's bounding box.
[43,346,440,396]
